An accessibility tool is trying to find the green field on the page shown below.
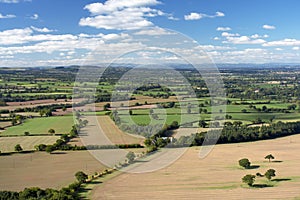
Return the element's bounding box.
[1,116,74,136]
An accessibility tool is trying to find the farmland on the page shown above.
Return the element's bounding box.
[1,66,300,199]
[91,134,300,199]
[0,151,106,191]
[0,136,59,152]
[1,116,74,136]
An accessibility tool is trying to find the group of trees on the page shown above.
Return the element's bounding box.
[240,154,277,187]
[170,121,300,147]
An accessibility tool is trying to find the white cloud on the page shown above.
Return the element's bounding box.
[213,37,220,40]
[216,27,231,31]
[263,24,276,30]
[221,32,266,45]
[184,12,202,20]
[184,11,225,21]
[134,27,174,35]
[221,32,240,37]
[30,13,39,20]
[79,0,165,30]
[263,38,300,47]
[0,13,16,19]
[292,47,300,50]
[224,36,266,44]
[250,34,269,39]
[30,26,55,33]
[275,48,283,51]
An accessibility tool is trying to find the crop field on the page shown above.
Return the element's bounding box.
[91,134,300,199]
[0,151,106,191]
[1,116,74,136]
[0,136,59,152]
[98,116,144,144]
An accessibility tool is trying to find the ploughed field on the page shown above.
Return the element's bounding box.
[92,134,300,200]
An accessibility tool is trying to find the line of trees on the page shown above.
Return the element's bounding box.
[170,121,300,147]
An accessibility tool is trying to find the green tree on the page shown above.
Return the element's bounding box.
[199,120,207,128]
[15,144,23,152]
[242,174,256,186]
[45,145,55,154]
[265,169,276,180]
[24,131,30,136]
[239,158,251,169]
[48,128,55,135]
[126,151,136,163]
[265,154,275,162]
[75,171,88,184]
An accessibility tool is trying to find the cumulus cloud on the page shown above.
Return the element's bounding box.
[263,38,300,47]
[263,24,276,30]
[216,27,231,31]
[0,13,16,19]
[184,11,225,20]
[79,0,172,30]
[30,26,55,33]
[292,47,299,50]
[221,32,266,45]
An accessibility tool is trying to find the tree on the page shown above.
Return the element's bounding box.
[126,151,136,163]
[15,144,23,152]
[48,128,55,135]
[75,171,88,184]
[24,131,30,136]
[242,174,256,186]
[265,154,275,162]
[239,158,251,169]
[199,120,208,128]
[35,144,46,151]
[129,110,133,115]
[265,169,276,180]
[45,145,55,154]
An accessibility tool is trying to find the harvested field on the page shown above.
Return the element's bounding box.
[0,151,105,191]
[0,136,59,152]
[92,134,300,199]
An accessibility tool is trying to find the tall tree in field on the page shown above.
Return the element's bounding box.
[242,174,256,186]
[265,154,275,162]
[15,144,23,152]
[239,158,251,169]
[265,169,276,180]
[48,128,55,135]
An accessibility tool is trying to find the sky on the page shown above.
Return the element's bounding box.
[1,0,300,67]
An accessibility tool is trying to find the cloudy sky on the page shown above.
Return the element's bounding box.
[1,0,300,67]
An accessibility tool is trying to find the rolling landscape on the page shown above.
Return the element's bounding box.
[1,0,300,199]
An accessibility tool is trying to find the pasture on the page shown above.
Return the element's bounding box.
[91,134,300,199]
[1,116,74,136]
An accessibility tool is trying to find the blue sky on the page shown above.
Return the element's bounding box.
[1,0,300,67]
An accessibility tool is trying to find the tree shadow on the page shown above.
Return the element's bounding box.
[252,184,273,188]
[51,152,67,155]
[87,180,103,185]
[272,160,283,163]
[271,178,291,182]
[247,165,260,169]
